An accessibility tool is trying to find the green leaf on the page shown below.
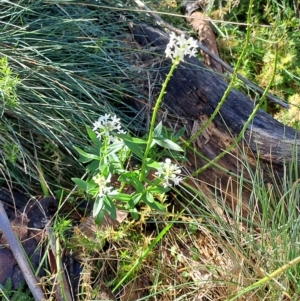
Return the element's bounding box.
[150,139,156,149]
[73,146,101,160]
[114,134,146,158]
[130,176,145,192]
[146,160,160,169]
[132,193,142,206]
[173,126,186,140]
[105,197,117,220]
[153,121,163,137]
[78,157,93,164]
[94,207,106,225]
[148,186,168,194]
[129,209,139,220]
[86,160,99,173]
[125,192,142,210]
[146,191,154,203]
[150,200,166,211]
[153,137,184,152]
[117,134,147,144]
[72,178,96,192]
[93,195,104,218]
[107,141,125,155]
[123,141,144,159]
[113,193,132,202]
[86,126,99,145]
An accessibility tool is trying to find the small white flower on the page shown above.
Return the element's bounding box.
[167,32,177,48]
[100,113,110,122]
[92,114,126,143]
[165,33,198,64]
[165,47,173,60]
[174,45,186,63]
[118,129,127,135]
[176,34,187,46]
[171,176,181,186]
[92,120,101,132]
[110,114,121,125]
[155,158,182,188]
[93,174,114,197]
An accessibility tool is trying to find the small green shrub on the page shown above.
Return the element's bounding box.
[0,56,19,110]
[0,279,33,301]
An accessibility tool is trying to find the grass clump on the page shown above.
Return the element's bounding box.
[0,0,151,193]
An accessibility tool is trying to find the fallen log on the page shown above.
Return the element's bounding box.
[128,23,300,216]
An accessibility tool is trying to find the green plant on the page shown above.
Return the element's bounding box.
[2,1,300,300]
[0,56,19,111]
[71,33,200,222]
[215,0,300,115]
[0,279,33,301]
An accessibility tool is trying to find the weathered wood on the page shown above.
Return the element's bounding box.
[129,23,300,215]
[186,11,223,74]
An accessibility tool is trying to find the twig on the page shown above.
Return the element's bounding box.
[133,0,183,35]
[0,201,46,301]
[132,0,289,109]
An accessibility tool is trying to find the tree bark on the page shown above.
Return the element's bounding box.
[128,23,300,216]
[185,11,223,74]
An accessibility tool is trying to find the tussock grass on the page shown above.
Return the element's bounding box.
[0,0,150,192]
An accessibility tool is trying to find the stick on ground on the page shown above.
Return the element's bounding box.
[0,201,46,301]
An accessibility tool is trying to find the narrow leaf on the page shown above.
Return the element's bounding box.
[94,207,106,225]
[123,141,144,159]
[113,193,132,202]
[148,186,168,194]
[117,134,147,144]
[72,178,96,192]
[146,161,160,169]
[86,126,99,145]
[153,137,184,152]
[153,121,163,137]
[73,146,101,160]
[146,191,154,203]
[151,200,166,211]
[105,197,117,220]
[93,195,104,218]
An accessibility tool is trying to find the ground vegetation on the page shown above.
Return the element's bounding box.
[0,0,300,300]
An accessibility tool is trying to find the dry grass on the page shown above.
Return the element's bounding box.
[66,184,300,301]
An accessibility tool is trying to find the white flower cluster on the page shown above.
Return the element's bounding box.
[93,174,116,198]
[92,113,126,143]
[155,158,182,188]
[165,32,198,64]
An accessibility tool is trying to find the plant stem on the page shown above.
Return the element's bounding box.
[225,255,300,301]
[37,161,49,197]
[187,0,254,146]
[140,61,178,181]
[193,39,279,177]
